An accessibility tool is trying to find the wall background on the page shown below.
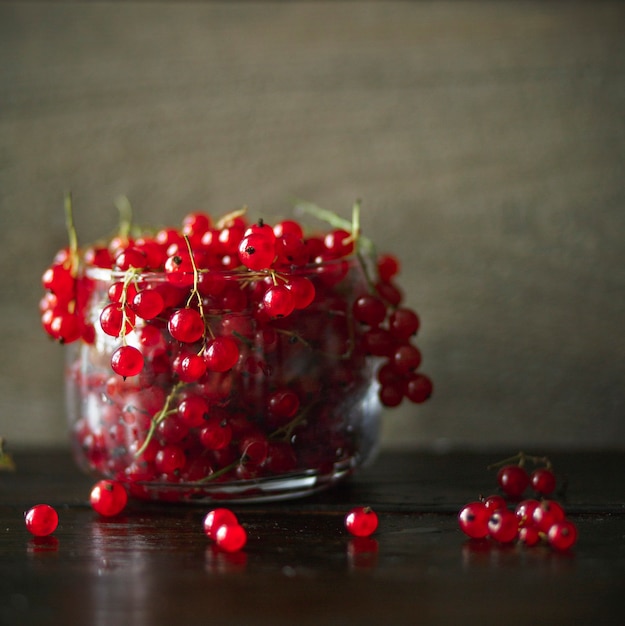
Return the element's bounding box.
[1,2,624,450]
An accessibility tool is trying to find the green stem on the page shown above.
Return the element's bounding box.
[64,192,80,277]
[134,382,184,458]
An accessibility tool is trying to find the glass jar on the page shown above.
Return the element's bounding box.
[66,256,381,503]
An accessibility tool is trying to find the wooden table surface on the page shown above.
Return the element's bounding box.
[1,449,624,626]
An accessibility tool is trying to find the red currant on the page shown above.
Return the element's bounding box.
[200,417,233,450]
[100,302,135,337]
[518,525,541,547]
[24,504,59,537]
[42,263,75,301]
[514,499,541,527]
[458,501,490,539]
[483,494,508,512]
[487,509,519,543]
[345,506,378,537]
[238,232,276,271]
[130,289,164,320]
[547,519,578,551]
[203,508,239,540]
[404,373,433,403]
[391,344,422,374]
[164,252,195,287]
[168,308,205,343]
[273,219,303,240]
[496,464,530,499]
[262,284,295,318]
[111,345,144,378]
[267,389,300,423]
[203,336,240,372]
[285,276,315,309]
[90,480,128,517]
[155,444,187,474]
[182,211,212,245]
[177,394,210,427]
[352,295,387,327]
[530,467,557,496]
[114,246,148,271]
[388,307,420,340]
[176,353,207,383]
[215,523,247,552]
[532,500,566,533]
[377,253,400,282]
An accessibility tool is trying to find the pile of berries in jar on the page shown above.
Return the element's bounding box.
[40,198,432,502]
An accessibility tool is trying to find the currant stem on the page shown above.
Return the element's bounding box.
[64,192,80,277]
[486,451,552,471]
[134,381,185,458]
[269,402,313,440]
[216,206,247,230]
[195,458,241,483]
[114,195,133,241]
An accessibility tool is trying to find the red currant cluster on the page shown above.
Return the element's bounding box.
[353,262,432,407]
[458,453,578,551]
[40,199,432,501]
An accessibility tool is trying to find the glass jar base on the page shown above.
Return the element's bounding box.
[121,459,358,504]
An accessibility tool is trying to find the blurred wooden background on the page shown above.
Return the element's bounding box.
[1,2,624,450]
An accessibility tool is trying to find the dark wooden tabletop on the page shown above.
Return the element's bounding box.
[1,449,624,626]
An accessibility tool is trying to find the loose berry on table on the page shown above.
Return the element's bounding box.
[90,480,129,517]
[345,506,379,538]
[24,504,59,537]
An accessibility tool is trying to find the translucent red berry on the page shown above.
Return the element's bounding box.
[111,345,144,378]
[164,252,195,287]
[285,276,315,309]
[530,467,557,496]
[262,285,295,318]
[114,246,148,271]
[483,494,508,512]
[24,504,59,537]
[200,417,233,450]
[155,444,187,474]
[267,389,300,423]
[352,295,387,326]
[203,336,240,372]
[345,506,379,538]
[404,373,433,403]
[532,500,566,533]
[177,353,207,383]
[324,229,354,258]
[496,464,530,498]
[273,219,303,240]
[377,253,400,282]
[100,302,135,337]
[131,289,164,320]
[177,395,210,427]
[168,308,205,343]
[391,344,422,374]
[42,263,75,301]
[514,499,541,527]
[388,308,420,340]
[547,519,578,551]
[487,509,519,543]
[518,525,541,547]
[90,480,128,517]
[458,501,490,539]
[238,233,276,271]
[215,523,247,552]
[203,508,239,540]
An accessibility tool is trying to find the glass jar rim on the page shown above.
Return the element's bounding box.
[83,253,366,282]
